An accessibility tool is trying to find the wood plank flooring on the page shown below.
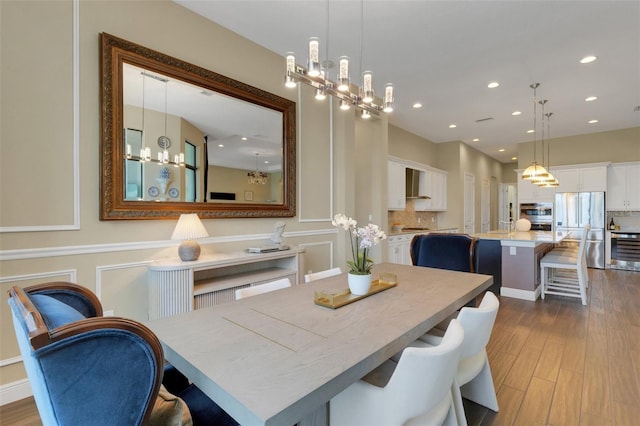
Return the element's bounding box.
[1,268,638,425]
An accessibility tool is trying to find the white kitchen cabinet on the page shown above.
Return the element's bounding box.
[415,168,448,211]
[388,160,406,210]
[607,162,640,210]
[387,234,415,265]
[554,166,607,192]
[517,172,555,202]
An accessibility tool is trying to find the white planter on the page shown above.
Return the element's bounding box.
[348,273,372,295]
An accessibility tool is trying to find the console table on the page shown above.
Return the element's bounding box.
[147,247,305,320]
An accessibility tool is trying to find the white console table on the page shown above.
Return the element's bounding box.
[147,247,305,320]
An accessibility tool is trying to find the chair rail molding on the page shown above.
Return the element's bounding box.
[0,228,337,261]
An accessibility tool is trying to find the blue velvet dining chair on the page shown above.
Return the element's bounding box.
[7,282,237,426]
[410,233,477,273]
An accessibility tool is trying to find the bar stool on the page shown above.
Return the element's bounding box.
[540,225,590,305]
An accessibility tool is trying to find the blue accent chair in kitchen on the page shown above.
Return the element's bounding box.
[8,282,238,426]
[410,233,477,273]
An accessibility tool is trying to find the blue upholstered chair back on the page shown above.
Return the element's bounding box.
[410,233,477,273]
[8,283,163,426]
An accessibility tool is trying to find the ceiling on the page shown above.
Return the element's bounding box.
[175,0,640,163]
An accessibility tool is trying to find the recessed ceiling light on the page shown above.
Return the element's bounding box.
[580,55,597,64]
[511,156,518,161]
[512,111,522,116]
[588,119,599,124]
[241,137,248,140]
[585,96,598,102]
[526,129,535,134]
[487,82,500,89]
[413,102,423,108]
[499,148,505,152]
[217,144,224,148]
[449,124,457,129]
[472,138,479,142]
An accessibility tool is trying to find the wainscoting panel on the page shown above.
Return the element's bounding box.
[96,261,152,323]
[298,241,336,276]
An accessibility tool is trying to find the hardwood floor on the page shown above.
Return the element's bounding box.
[1,269,638,425]
[466,268,640,426]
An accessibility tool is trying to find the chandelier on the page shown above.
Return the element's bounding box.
[247,153,268,185]
[284,0,394,116]
[522,83,551,182]
[127,70,185,168]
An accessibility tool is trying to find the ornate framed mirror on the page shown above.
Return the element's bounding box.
[100,33,296,220]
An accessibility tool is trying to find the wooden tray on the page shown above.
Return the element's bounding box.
[314,279,397,309]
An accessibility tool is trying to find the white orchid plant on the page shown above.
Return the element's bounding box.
[332,213,387,275]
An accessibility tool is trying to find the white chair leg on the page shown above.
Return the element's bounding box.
[577,265,587,305]
[540,265,546,300]
[460,360,499,412]
[450,380,467,426]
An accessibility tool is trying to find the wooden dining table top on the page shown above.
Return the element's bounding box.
[147,262,493,426]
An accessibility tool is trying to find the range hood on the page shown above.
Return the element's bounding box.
[405,168,431,199]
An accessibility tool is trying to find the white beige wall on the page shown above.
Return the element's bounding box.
[517,127,640,168]
[0,0,387,400]
[388,124,437,166]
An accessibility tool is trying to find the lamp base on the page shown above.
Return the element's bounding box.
[178,240,201,261]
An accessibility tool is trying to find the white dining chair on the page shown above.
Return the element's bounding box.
[304,267,342,283]
[329,319,464,426]
[540,225,590,305]
[234,278,291,300]
[415,291,500,426]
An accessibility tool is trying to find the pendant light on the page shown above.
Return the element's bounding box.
[538,112,559,187]
[533,100,555,185]
[522,83,550,181]
[139,71,151,162]
[158,80,171,164]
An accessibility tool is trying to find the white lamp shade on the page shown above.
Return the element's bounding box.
[171,214,209,241]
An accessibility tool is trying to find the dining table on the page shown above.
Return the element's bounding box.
[146,262,493,426]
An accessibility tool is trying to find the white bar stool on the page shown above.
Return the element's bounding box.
[540,225,590,305]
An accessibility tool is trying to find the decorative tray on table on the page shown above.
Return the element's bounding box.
[314,273,398,309]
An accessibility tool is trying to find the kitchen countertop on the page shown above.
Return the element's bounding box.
[472,230,570,246]
[388,227,458,236]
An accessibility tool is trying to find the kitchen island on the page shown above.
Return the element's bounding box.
[472,230,569,301]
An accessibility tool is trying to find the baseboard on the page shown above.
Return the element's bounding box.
[500,286,539,301]
[0,379,32,406]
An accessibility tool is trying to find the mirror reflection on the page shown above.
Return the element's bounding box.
[99,32,296,220]
[122,64,284,205]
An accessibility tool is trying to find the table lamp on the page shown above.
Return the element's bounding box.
[171,213,209,261]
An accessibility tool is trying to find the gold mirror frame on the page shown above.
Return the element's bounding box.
[100,33,296,220]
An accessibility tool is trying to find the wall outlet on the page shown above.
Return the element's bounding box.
[509,246,517,255]
[104,310,114,317]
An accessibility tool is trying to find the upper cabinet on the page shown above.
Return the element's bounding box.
[388,160,406,210]
[387,157,447,211]
[553,165,608,193]
[415,169,448,211]
[607,162,640,210]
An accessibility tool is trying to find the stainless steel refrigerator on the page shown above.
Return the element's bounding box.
[555,192,605,268]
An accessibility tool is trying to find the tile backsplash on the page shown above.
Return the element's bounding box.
[388,200,438,230]
[606,210,640,230]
